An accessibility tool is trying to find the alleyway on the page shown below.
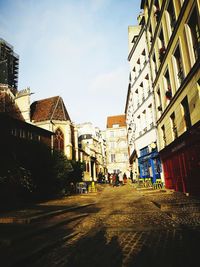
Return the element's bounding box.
[1,183,200,267]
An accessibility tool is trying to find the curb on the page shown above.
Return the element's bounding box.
[0,212,88,250]
[0,202,95,224]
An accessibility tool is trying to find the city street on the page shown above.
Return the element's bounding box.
[1,183,200,267]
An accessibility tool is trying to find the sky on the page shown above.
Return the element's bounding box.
[0,0,141,129]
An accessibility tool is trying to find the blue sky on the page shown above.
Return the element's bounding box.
[0,0,141,129]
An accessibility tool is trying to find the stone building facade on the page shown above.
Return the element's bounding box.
[140,0,200,195]
[106,115,129,176]
[126,15,162,184]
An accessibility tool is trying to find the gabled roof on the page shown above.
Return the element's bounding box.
[107,114,126,128]
[30,96,71,122]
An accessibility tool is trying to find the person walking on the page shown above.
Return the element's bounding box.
[123,173,127,184]
[130,170,134,183]
[119,172,123,186]
[115,173,120,186]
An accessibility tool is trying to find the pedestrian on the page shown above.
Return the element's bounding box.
[130,170,134,183]
[123,173,127,184]
[115,173,120,186]
[108,173,111,184]
[112,173,116,187]
[110,173,113,185]
[119,172,123,186]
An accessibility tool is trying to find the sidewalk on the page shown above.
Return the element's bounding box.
[137,186,200,229]
[0,189,101,249]
[1,183,200,267]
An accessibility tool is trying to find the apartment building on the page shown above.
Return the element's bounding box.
[106,115,129,175]
[126,14,162,183]
[141,0,200,194]
[77,122,106,181]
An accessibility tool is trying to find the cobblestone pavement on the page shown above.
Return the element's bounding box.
[19,184,200,267]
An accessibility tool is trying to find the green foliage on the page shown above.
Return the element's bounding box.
[67,160,85,184]
[0,135,76,201]
[51,150,73,192]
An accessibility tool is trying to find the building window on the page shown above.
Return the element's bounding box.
[164,69,172,100]
[113,124,119,128]
[110,131,114,137]
[142,110,147,131]
[161,125,166,146]
[120,129,125,136]
[86,162,89,172]
[156,88,162,112]
[158,27,166,63]
[152,53,157,79]
[170,112,178,139]
[187,7,200,61]
[110,142,115,149]
[111,154,115,163]
[148,24,153,44]
[173,44,184,87]
[154,0,160,23]
[54,128,64,152]
[167,0,176,31]
[123,153,128,161]
[137,115,141,135]
[181,96,191,130]
[148,104,153,126]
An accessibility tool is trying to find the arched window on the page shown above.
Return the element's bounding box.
[54,128,64,152]
[86,162,90,172]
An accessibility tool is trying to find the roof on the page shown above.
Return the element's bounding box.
[0,91,24,121]
[107,114,126,128]
[0,113,54,136]
[30,96,71,123]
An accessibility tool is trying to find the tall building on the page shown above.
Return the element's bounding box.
[0,38,19,94]
[77,122,106,181]
[141,0,200,195]
[106,115,129,175]
[126,14,162,183]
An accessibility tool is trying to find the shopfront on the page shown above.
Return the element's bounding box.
[160,121,200,195]
[138,146,161,183]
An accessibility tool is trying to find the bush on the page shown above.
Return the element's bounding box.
[67,160,85,185]
[0,135,76,201]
